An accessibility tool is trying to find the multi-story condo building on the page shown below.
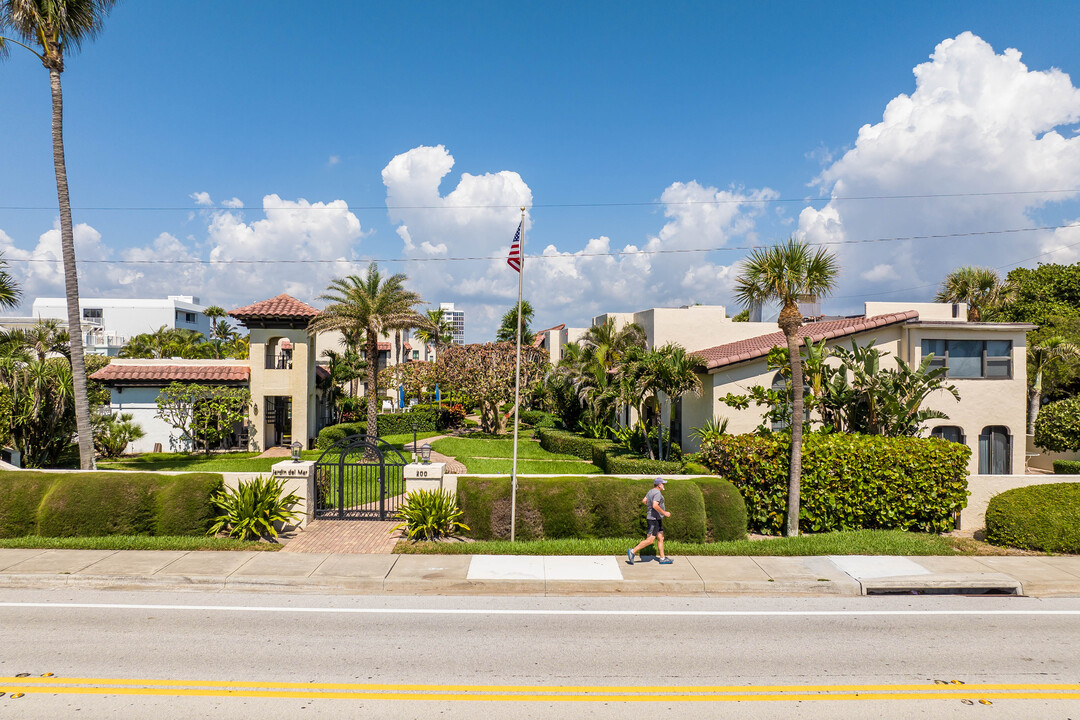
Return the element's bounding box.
[31,295,212,356]
[440,302,466,345]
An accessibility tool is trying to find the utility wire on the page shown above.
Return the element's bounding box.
[3,187,1080,212]
[5,223,1077,266]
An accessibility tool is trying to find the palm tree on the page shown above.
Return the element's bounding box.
[203,305,227,339]
[496,300,535,344]
[414,308,454,359]
[652,343,706,460]
[13,318,70,361]
[934,267,1011,322]
[309,263,425,438]
[1027,336,1080,434]
[734,237,839,536]
[1,0,118,470]
[0,253,20,309]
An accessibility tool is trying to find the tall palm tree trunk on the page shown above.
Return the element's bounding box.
[1027,376,1042,435]
[780,305,804,537]
[50,68,93,470]
[366,329,379,437]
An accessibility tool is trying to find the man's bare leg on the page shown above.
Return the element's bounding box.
[657,533,665,560]
[631,535,656,555]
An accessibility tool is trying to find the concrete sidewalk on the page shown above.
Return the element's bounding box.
[1,548,1080,597]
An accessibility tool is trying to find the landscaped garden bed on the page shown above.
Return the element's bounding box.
[0,535,279,551]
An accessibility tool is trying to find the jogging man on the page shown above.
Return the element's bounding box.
[627,478,672,564]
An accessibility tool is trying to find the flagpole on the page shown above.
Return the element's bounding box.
[510,207,525,543]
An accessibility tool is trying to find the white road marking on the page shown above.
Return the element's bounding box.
[0,602,1078,617]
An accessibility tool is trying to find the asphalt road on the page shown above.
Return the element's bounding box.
[1,588,1079,719]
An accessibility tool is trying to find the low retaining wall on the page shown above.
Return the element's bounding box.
[962,473,1080,531]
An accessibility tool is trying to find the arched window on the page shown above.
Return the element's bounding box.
[978,426,1012,475]
[930,426,965,444]
[770,371,811,432]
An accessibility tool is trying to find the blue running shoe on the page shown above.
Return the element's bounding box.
[626,549,635,565]
[657,557,674,564]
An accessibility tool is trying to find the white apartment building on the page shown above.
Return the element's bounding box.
[31,295,213,356]
[440,302,466,345]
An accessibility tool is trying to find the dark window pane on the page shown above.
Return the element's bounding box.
[922,339,946,360]
[986,358,1011,378]
[986,340,1011,357]
[931,426,963,443]
[948,340,982,377]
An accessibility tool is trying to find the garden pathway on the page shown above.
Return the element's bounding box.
[403,435,468,473]
[282,519,403,554]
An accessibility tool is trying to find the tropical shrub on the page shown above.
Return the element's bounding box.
[455,475,745,542]
[1054,460,1080,474]
[393,489,469,540]
[518,410,556,428]
[444,403,467,428]
[698,433,969,535]
[208,475,301,541]
[155,383,250,453]
[316,408,453,448]
[0,471,222,538]
[690,417,729,445]
[1034,397,1080,453]
[985,482,1080,553]
[92,411,145,458]
[536,427,684,474]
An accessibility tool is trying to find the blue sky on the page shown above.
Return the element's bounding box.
[3,1,1080,339]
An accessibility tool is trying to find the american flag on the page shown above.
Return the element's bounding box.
[507,219,523,273]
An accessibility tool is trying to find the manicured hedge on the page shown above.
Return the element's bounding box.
[0,471,223,538]
[455,475,746,542]
[536,428,684,475]
[698,433,970,535]
[317,408,451,449]
[518,410,557,428]
[985,482,1080,553]
[1054,460,1080,474]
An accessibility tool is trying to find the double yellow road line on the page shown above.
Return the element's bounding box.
[3,677,1080,703]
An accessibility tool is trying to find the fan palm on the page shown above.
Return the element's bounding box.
[1028,337,1080,434]
[734,237,839,536]
[0,253,20,309]
[414,308,454,359]
[496,300,535,344]
[10,319,69,361]
[1,0,118,469]
[934,266,1011,322]
[310,263,425,438]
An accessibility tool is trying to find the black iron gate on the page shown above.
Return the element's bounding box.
[313,434,409,520]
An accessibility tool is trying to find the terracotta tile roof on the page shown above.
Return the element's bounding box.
[377,342,391,352]
[315,365,330,381]
[692,311,919,371]
[532,323,566,348]
[403,342,412,351]
[91,363,250,384]
[229,294,320,321]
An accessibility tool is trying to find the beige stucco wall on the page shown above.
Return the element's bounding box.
[908,323,1029,476]
[961,473,1080,531]
[865,301,968,322]
[593,306,780,354]
[248,327,316,450]
[1026,435,1080,472]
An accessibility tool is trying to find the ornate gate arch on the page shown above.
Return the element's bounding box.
[313,434,408,520]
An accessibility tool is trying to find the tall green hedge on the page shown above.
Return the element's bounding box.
[697,433,970,535]
[985,482,1080,553]
[0,471,223,538]
[455,475,746,542]
[1054,460,1080,474]
[536,428,683,475]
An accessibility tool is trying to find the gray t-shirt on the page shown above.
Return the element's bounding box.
[645,488,665,520]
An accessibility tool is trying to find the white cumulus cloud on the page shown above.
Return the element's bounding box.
[798,31,1080,307]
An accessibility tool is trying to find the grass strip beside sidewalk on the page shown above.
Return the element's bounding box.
[0,536,281,551]
[394,530,994,556]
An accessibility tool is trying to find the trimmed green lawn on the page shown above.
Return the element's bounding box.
[97,431,440,473]
[0,535,280,551]
[395,530,986,556]
[432,431,601,474]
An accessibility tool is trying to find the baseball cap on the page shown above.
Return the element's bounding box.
[654,478,665,486]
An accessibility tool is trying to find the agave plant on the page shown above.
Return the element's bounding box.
[208,476,301,541]
[393,489,469,541]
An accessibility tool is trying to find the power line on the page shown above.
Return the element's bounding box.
[3,187,1080,212]
[5,223,1077,266]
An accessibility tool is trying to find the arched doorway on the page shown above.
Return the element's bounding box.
[978,426,1012,475]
